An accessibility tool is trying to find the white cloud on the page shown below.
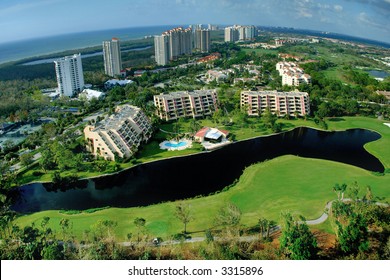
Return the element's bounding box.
[357,12,382,29]
[294,0,314,18]
[0,0,64,17]
[334,5,343,12]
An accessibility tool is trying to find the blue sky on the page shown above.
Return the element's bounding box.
[0,0,389,44]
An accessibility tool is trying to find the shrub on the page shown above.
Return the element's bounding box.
[32,171,44,177]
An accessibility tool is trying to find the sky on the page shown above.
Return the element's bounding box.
[0,0,389,44]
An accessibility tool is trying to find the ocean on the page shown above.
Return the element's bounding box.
[0,25,177,65]
[1,25,389,66]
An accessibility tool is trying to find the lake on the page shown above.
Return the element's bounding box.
[9,127,383,213]
[367,70,390,79]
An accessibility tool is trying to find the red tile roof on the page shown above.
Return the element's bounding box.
[195,127,209,138]
[195,127,229,138]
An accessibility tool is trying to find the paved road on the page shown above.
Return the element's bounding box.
[10,152,41,172]
[305,200,333,225]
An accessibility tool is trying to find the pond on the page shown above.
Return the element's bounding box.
[9,127,384,213]
[367,70,389,79]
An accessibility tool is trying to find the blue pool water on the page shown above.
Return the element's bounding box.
[165,141,187,148]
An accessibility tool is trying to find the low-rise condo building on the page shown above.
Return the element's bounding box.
[84,105,152,161]
[276,61,311,86]
[154,90,218,121]
[240,90,310,116]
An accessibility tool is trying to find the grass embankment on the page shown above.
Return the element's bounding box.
[15,117,390,240]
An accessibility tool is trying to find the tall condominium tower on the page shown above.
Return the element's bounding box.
[103,38,122,77]
[195,29,210,53]
[154,34,170,66]
[154,27,192,66]
[225,25,257,42]
[224,26,239,42]
[54,54,84,97]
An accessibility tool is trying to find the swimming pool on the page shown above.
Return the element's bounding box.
[164,141,187,148]
[159,139,192,151]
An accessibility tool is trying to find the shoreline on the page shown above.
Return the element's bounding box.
[21,45,153,66]
[1,38,153,66]
[0,25,178,66]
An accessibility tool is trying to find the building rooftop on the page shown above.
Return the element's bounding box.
[195,127,229,139]
[95,105,140,132]
[80,89,105,100]
[377,91,390,100]
[54,53,81,62]
[156,90,216,99]
[243,90,309,97]
[105,79,133,86]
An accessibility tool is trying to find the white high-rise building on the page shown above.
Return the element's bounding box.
[195,29,210,53]
[224,26,239,42]
[154,27,192,66]
[225,25,256,42]
[208,24,218,31]
[103,38,122,77]
[244,25,257,40]
[54,54,84,97]
[154,34,170,66]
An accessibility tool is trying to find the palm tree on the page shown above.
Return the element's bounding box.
[333,183,347,201]
[134,217,146,243]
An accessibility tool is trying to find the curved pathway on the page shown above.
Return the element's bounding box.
[305,200,334,225]
[145,199,389,246]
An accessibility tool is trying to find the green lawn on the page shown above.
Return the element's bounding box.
[322,66,349,83]
[242,48,279,56]
[14,116,390,240]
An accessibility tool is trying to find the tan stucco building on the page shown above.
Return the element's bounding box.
[241,90,310,117]
[84,105,152,161]
[154,90,218,121]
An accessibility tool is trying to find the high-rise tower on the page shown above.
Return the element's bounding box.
[103,38,122,77]
[54,54,84,97]
[195,29,210,53]
[154,27,193,66]
[154,34,170,66]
